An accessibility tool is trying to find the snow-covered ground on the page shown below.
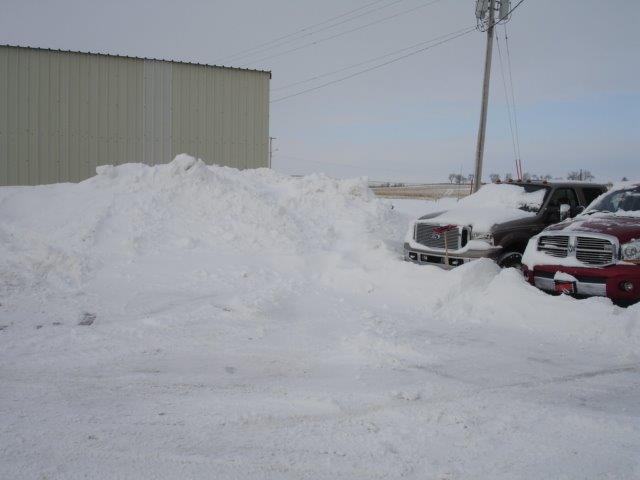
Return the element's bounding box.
[1,156,639,479]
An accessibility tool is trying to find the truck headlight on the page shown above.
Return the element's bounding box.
[471,231,494,244]
[621,240,640,262]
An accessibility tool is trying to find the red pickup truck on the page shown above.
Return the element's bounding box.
[522,183,640,305]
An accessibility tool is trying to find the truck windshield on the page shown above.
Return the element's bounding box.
[585,186,640,215]
[520,185,551,212]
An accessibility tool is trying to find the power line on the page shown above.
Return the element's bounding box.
[270,26,475,104]
[239,0,445,68]
[495,30,519,177]
[503,23,523,174]
[214,0,398,63]
[214,0,406,64]
[504,0,527,19]
[271,26,473,92]
[482,0,527,28]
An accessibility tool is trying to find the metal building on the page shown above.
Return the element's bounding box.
[0,45,271,186]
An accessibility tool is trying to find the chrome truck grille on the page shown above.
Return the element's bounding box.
[538,235,569,258]
[575,236,615,265]
[415,224,461,250]
[537,234,616,266]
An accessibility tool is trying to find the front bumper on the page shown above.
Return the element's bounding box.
[524,264,640,302]
[403,242,501,269]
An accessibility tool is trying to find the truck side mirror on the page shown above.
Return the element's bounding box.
[559,203,570,221]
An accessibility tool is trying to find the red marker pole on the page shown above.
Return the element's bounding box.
[434,225,457,268]
[444,234,449,266]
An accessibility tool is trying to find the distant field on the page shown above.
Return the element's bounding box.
[371,183,471,200]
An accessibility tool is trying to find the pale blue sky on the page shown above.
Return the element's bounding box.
[1,0,638,182]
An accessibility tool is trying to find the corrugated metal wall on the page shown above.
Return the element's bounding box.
[0,45,270,186]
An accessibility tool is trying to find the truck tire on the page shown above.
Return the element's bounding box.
[497,251,523,269]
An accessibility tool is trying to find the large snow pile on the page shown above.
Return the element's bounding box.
[0,154,404,296]
[1,156,639,479]
[424,183,547,232]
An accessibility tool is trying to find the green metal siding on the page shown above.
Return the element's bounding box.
[0,45,270,186]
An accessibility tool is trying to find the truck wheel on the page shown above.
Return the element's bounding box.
[497,251,523,269]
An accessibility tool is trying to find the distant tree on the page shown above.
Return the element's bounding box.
[452,174,464,184]
[622,176,629,182]
[522,172,532,181]
[567,170,595,181]
[448,173,457,184]
[540,174,553,181]
[489,173,501,183]
[505,173,513,181]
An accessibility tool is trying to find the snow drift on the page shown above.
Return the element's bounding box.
[0,154,401,294]
[1,155,639,479]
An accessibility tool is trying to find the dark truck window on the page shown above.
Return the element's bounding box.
[582,187,605,206]
[548,188,579,210]
[545,188,579,222]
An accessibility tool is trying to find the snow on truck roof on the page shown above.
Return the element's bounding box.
[459,183,548,209]
[422,183,548,233]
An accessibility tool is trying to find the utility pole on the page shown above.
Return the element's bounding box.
[472,0,511,193]
[473,0,496,193]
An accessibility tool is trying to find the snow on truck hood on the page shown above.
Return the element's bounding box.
[417,184,546,233]
[545,214,640,244]
[523,207,640,269]
[540,181,640,243]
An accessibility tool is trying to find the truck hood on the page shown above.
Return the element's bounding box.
[417,207,536,233]
[415,184,544,233]
[545,214,640,243]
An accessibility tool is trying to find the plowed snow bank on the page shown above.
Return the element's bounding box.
[0,155,401,293]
